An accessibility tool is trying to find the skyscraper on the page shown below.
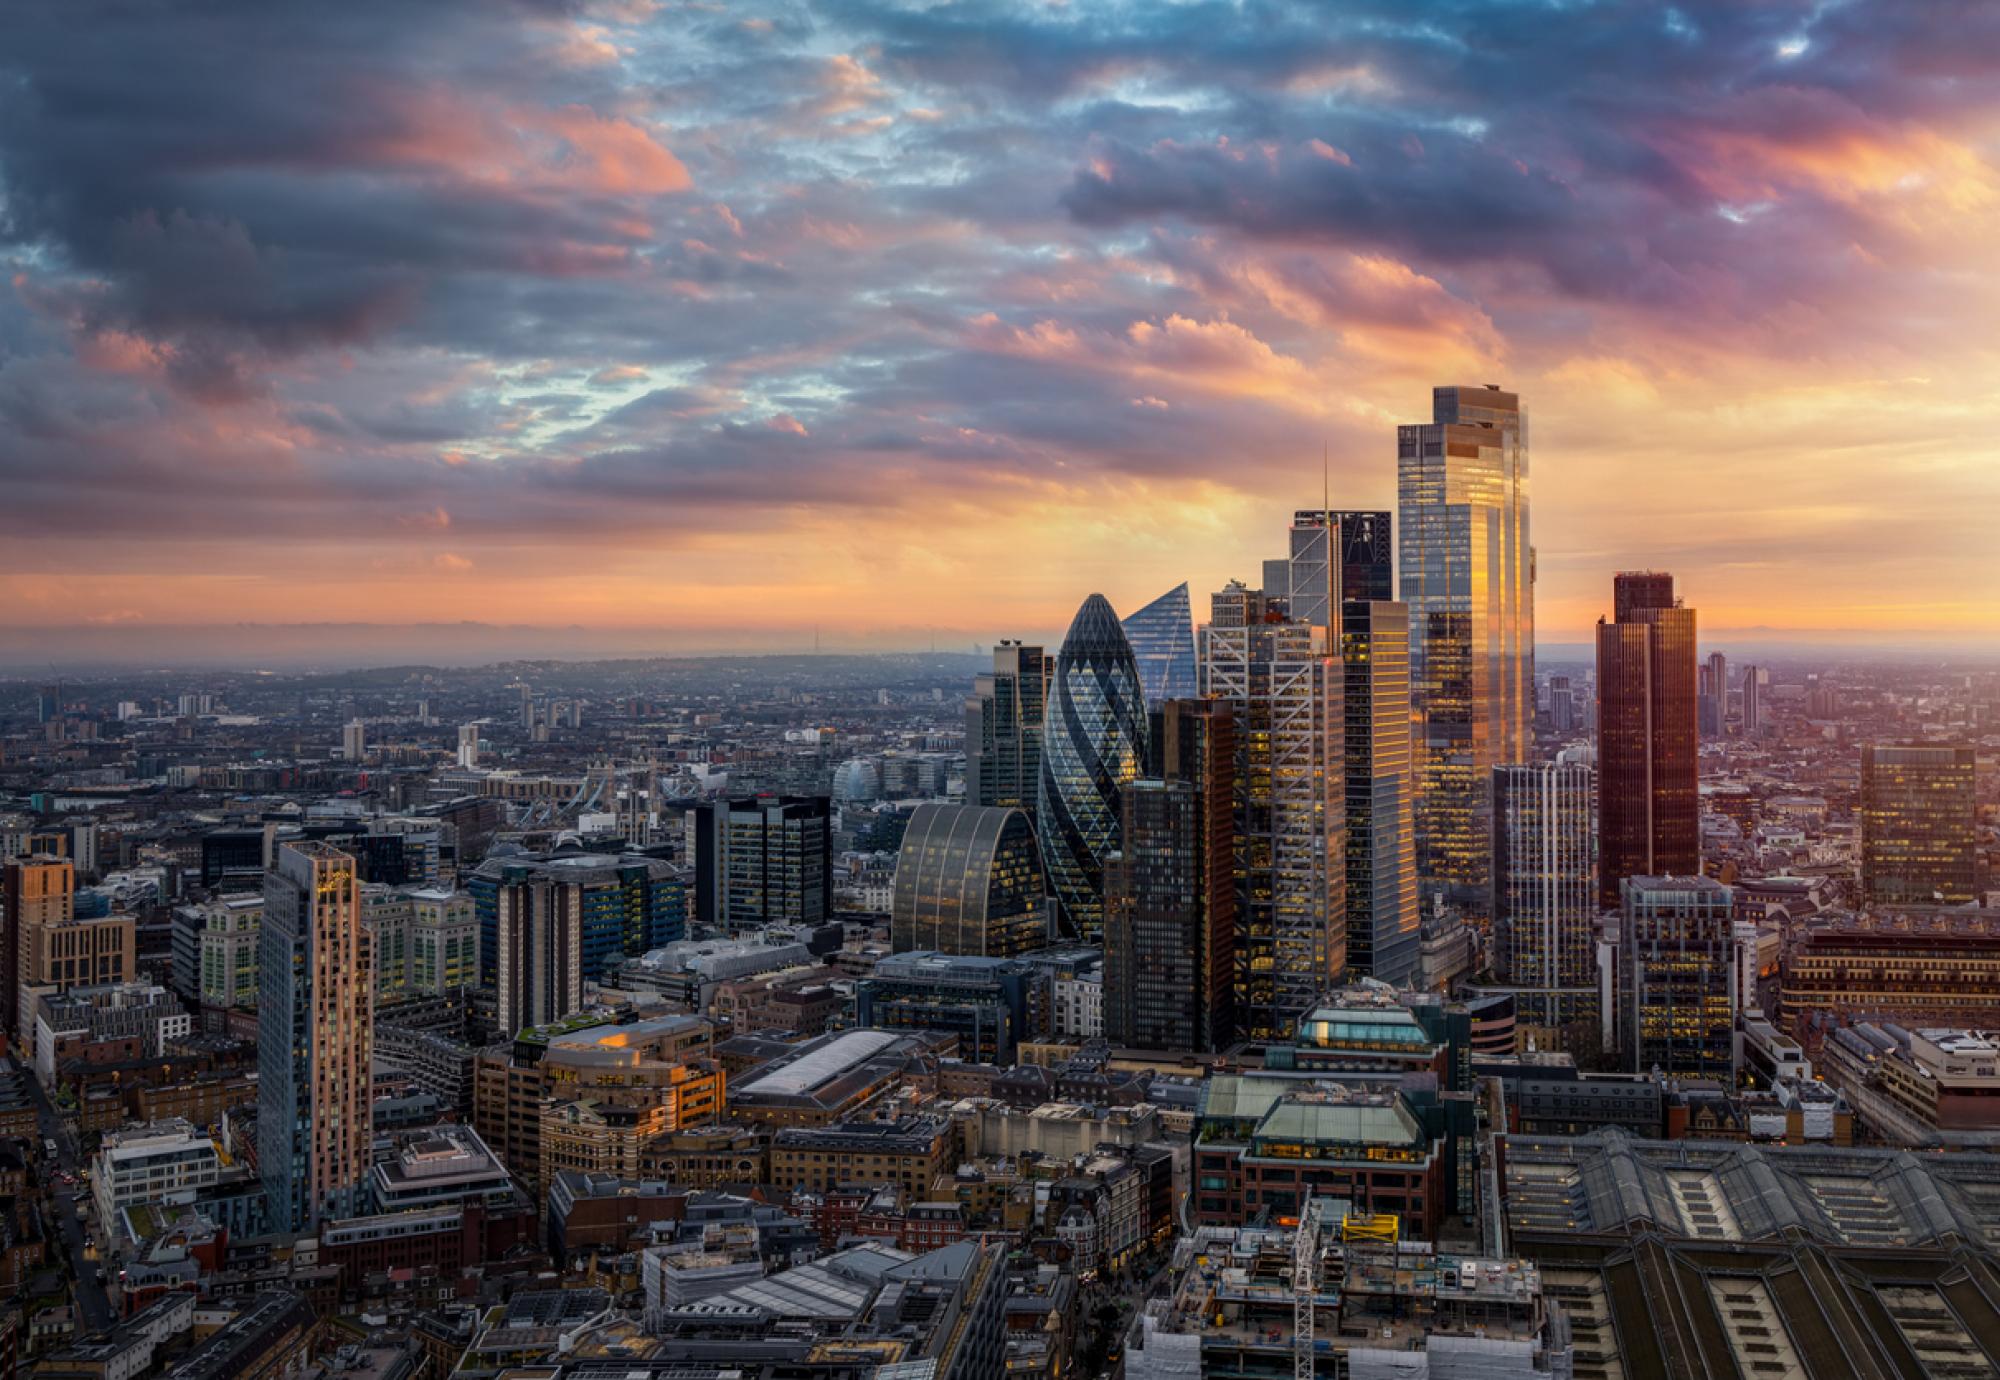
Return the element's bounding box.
[1860,744,1979,907]
[1341,599,1418,986]
[457,723,480,769]
[1493,763,1596,1032]
[1263,509,1393,626]
[1104,698,1236,1052]
[692,798,832,934]
[1200,580,1344,1037]
[1548,675,1575,734]
[1741,664,1768,739]
[1398,385,1534,923]
[1595,571,1699,910]
[1611,875,1737,1078]
[342,719,367,762]
[260,842,374,1231]
[1698,650,1727,738]
[965,642,1049,814]
[891,804,1048,957]
[1038,594,1148,941]
[1121,583,1198,710]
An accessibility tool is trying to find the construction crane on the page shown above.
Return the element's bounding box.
[1292,1198,1326,1380]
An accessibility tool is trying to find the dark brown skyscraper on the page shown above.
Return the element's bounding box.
[1104,699,1236,1052]
[1595,571,1699,909]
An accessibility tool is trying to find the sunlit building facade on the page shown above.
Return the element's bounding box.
[890,804,1047,957]
[1342,599,1419,986]
[966,642,1049,815]
[1398,386,1532,927]
[1037,594,1148,941]
[1860,744,1979,907]
[1493,763,1596,1030]
[1595,571,1699,910]
[1121,582,1198,710]
[1200,580,1345,1038]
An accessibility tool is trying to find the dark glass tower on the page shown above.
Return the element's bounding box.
[1121,583,1198,710]
[966,642,1049,814]
[1342,599,1418,986]
[1038,594,1148,941]
[1263,510,1393,626]
[1616,875,1736,1078]
[1595,572,1699,909]
[1104,699,1236,1052]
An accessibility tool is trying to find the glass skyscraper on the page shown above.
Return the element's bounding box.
[1121,583,1198,710]
[1614,874,1737,1078]
[966,642,1049,815]
[1200,580,1344,1038]
[1595,571,1699,910]
[1341,599,1419,987]
[1263,509,1393,625]
[1398,385,1533,923]
[1037,593,1148,941]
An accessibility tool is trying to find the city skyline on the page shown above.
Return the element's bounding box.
[4,4,1999,657]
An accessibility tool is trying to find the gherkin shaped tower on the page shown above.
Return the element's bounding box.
[1037,593,1148,940]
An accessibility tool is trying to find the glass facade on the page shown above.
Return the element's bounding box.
[1342,599,1419,986]
[1037,593,1148,941]
[1105,698,1236,1052]
[890,803,1047,957]
[1398,386,1533,924]
[1121,582,1198,709]
[966,643,1048,813]
[692,797,832,933]
[1493,762,1596,1029]
[1595,571,1699,909]
[1616,875,1736,1078]
[1263,509,1393,625]
[1200,581,1345,1040]
[1860,744,1978,906]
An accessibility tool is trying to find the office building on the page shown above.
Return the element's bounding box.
[1595,571,1699,909]
[457,723,481,770]
[1120,582,1198,709]
[692,797,832,935]
[1860,744,1979,907]
[1548,674,1575,734]
[1342,598,1419,986]
[341,719,366,762]
[1610,875,1737,1078]
[409,888,478,992]
[1698,650,1727,738]
[1262,508,1393,626]
[889,804,1047,957]
[1741,664,1768,738]
[1105,699,1236,1052]
[259,842,375,1231]
[1037,593,1148,941]
[965,641,1048,814]
[1493,763,1597,1031]
[1398,385,1534,923]
[854,951,1041,1066]
[1781,918,2000,1031]
[1200,580,1344,1038]
[476,853,688,1034]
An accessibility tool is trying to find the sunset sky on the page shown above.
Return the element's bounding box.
[3,1,1998,659]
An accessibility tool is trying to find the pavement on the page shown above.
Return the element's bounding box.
[20,1061,114,1332]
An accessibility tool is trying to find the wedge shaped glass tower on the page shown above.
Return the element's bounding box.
[1038,593,1148,940]
[1122,582,1198,709]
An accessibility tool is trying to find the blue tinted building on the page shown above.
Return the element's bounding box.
[1121,582,1197,710]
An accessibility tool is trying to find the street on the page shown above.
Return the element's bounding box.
[20,1062,114,1332]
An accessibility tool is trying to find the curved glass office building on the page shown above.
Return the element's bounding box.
[1038,593,1148,941]
[1121,582,1198,709]
[891,804,1046,957]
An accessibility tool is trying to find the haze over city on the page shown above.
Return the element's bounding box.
[5,1,1999,663]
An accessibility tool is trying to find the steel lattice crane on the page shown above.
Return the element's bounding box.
[1292,1199,1325,1380]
